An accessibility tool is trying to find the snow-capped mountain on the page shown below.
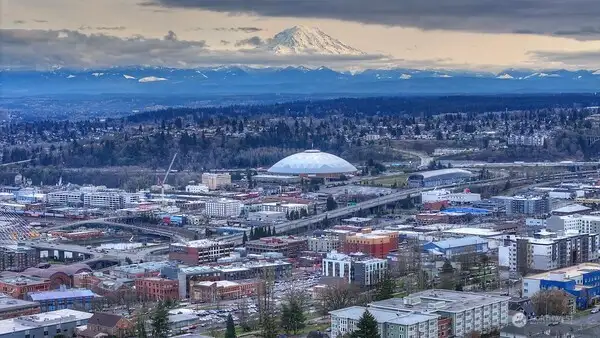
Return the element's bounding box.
[263,25,364,56]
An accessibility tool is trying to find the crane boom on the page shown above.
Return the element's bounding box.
[0,159,32,167]
[163,153,178,185]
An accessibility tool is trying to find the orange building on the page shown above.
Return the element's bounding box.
[191,279,261,303]
[135,277,179,301]
[342,229,399,258]
[0,275,51,299]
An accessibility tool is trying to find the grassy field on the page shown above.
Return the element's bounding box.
[365,173,409,187]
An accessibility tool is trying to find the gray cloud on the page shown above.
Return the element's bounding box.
[33,19,48,23]
[141,0,600,40]
[220,40,231,45]
[0,28,388,69]
[235,36,265,47]
[531,50,600,68]
[13,20,26,24]
[214,27,263,33]
[79,25,128,31]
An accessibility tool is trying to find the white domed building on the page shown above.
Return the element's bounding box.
[268,150,357,178]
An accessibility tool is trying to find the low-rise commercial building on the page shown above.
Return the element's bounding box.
[185,184,209,193]
[342,229,399,259]
[308,235,340,253]
[247,211,286,223]
[423,236,489,259]
[0,295,40,320]
[169,240,235,265]
[330,290,510,338]
[0,309,93,338]
[135,277,179,301]
[27,288,97,312]
[245,236,308,258]
[191,279,261,303]
[0,275,51,299]
[111,261,172,279]
[522,263,600,310]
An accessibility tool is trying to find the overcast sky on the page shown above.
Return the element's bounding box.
[2,0,600,71]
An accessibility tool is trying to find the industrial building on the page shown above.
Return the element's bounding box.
[267,149,357,177]
[169,240,235,265]
[423,236,489,259]
[522,263,600,310]
[330,290,510,338]
[407,169,474,188]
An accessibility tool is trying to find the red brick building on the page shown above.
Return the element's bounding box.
[0,275,51,299]
[245,236,308,258]
[342,229,399,259]
[135,277,179,301]
[0,295,40,319]
[191,279,261,303]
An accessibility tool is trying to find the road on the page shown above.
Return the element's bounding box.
[387,147,434,168]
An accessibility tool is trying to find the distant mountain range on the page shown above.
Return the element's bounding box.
[261,25,366,55]
[2,66,599,98]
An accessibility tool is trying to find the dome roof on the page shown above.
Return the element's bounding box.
[268,150,357,175]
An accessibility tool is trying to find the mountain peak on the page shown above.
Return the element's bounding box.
[264,26,365,56]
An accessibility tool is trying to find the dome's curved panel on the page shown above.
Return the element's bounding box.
[268,150,357,175]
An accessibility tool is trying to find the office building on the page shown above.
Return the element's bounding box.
[201,173,231,190]
[498,231,599,274]
[245,236,308,258]
[522,263,600,310]
[185,184,209,193]
[135,277,179,301]
[0,309,93,338]
[342,229,399,259]
[0,296,40,320]
[0,245,39,272]
[308,235,341,253]
[492,196,549,216]
[546,214,600,234]
[331,290,510,338]
[205,198,242,218]
[169,240,235,265]
[423,236,489,259]
[322,251,388,287]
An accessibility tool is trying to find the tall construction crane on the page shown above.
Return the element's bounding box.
[161,153,178,204]
[0,159,32,167]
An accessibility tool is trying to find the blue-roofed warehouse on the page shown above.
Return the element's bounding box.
[408,168,474,188]
[27,288,98,312]
[423,236,489,258]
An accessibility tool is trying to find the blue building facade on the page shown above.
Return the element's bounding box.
[536,269,600,309]
[27,289,97,312]
[422,236,489,258]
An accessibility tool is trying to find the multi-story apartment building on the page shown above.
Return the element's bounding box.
[0,244,39,272]
[201,173,231,190]
[47,188,140,209]
[522,263,600,310]
[205,198,242,218]
[82,191,123,209]
[0,309,93,338]
[498,230,599,274]
[308,235,340,253]
[342,229,399,259]
[245,236,308,258]
[169,239,235,265]
[507,135,546,147]
[492,195,549,216]
[135,277,179,301]
[331,290,510,338]
[46,191,83,206]
[260,202,309,214]
[322,251,388,287]
[546,214,600,234]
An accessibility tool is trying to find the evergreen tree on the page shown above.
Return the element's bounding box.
[351,310,379,338]
[242,231,248,245]
[438,259,456,290]
[326,195,338,211]
[151,301,170,338]
[267,226,273,237]
[374,274,396,301]
[272,227,276,236]
[281,297,307,335]
[249,227,255,240]
[136,315,148,338]
[225,313,237,338]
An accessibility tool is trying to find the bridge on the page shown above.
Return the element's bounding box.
[47,218,195,242]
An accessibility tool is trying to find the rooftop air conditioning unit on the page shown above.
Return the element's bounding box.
[403,296,421,305]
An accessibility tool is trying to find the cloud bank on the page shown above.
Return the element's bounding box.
[142,0,600,40]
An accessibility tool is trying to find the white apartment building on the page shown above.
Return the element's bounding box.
[421,189,481,204]
[331,290,510,338]
[546,214,600,234]
[83,191,122,209]
[322,251,388,287]
[507,135,546,147]
[322,251,353,283]
[47,191,83,205]
[201,173,231,190]
[260,202,309,214]
[205,198,242,218]
[308,236,340,253]
[498,231,600,273]
[185,184,209,193]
